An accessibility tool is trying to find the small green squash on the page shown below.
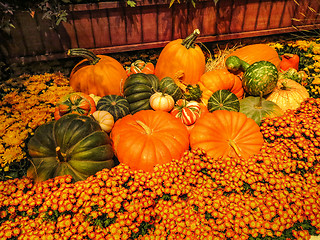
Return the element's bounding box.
[240,96,284,125]
[226,56,278,96]
[96,95,130,122]
[123,73,160,114]
[27,114,115,182]
[159,77,183,101]
[207,89,240,112]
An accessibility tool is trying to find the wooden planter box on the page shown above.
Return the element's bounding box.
[1,0,320,64]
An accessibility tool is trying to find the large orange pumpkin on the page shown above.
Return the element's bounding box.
[68,48,127,97]
[190,110,264,160]
[155,29,206,85]
[110,110,189,172]
[198,69,244,105]
[226,44,281,70]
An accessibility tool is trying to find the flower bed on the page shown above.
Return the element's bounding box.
[1,37,320,239]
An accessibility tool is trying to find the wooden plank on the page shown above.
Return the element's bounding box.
[141,5,158,42]
[172,3,189,39]
[242,0,260,32]
[157,5,173,41]
[216,0,233,35]
[125,6,143,44]
[256,0,273,31]
[229,0,246,33]
[107,8,127,46]
[268,0,286,29]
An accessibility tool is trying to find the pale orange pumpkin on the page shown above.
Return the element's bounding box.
[150,92,175,112]
[190,110,264,160]
[266,78,310,112]
[92,110,114,133]
[155,29,206,85]
[198,69,244,105]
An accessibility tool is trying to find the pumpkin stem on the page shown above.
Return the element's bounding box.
[67,48,101,65]
[228,139,242,158]
[181,29,200,49]
[136,120,152,135]
[56,146,66,162]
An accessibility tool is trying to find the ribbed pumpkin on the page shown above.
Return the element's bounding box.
[68,48,127,97]
[159,77,184,101]
[96,95,130,122]
[198,69,244,105]
[123,73,160,114]
[27,114,115,182]
[150,92,175,112]
[110,110,189,172]
[240,96,284,125]
[155,29,206,85]
[266,78,310,112]
[226,44,281,70]
[207,90,240,112]
[190,110,264,160]
[92,110,114,133]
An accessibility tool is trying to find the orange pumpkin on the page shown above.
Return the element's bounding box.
[68,48,127,97]
[190,110,264,160]
[226,44,281,70]
[198,69,244,105]
[155,29,206,85]
[110,110,189,172]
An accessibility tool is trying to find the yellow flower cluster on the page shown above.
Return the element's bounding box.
[0,73,74,170]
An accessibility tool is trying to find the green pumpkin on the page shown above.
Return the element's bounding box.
[159,77,183,101]
[97,95,130,122]
[226,56,278,96]
[123,73,160,114]
[240,96,284,125]
[27,114,115,182]
[207,89,240,112]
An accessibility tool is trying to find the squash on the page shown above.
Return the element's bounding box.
[92,110,114,133]
[207,90,240,112]
[266,78,310,112]
[96,95,130,122]
[123,73,160,114]
[126,60,155,76]
[159,77,184,102]
[155,29,206,85]
[225,44,281,70]
[110,110,189,172]
[226,56,278,96]
[239,96,284,125]
[27,114,115,182]
[171,99,201,126]
[68,48,127,97]
[54,92,96,120]
[190,110,264,160]
[150,92,175,112]
[198,69,244,105]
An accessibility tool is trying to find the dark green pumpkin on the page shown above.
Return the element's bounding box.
[240,96,284,125]
[159,77,183,101]
[96,95,130,122]
[207,89,240,112]
[123,73,160,114]
[27,114,114,182]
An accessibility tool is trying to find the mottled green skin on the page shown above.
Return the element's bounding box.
[242,61,278,96]
[207,89,240,112]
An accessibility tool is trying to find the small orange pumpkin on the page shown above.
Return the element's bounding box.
[198,69,244,105]
[155,29,206,85]
[190,110,264,160]
[68,48,127,97]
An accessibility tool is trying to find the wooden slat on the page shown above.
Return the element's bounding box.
[125,6,143,44]
[141,6,158,42]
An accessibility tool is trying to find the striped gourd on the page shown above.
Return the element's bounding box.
[207,89,240,112]
[159,77,183,101]
[96,95,130,122]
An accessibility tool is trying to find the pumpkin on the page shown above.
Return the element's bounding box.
[280,54,299,72]
[198,69,244,105]
[68,48,127,97]
[190,110,264,160]
[171,99,202,126]
[266,78,310,112]
[110,110,189,172]
[207,90,240,112]
[226,56,278,96]
[54,92,96,120]
[123,73,160,114]
[126,60,155,76]
[240,96,284,125]
[96,95,130,122]
[27,114,115,182]
[155,29,206,85]
[150,92,175,112]
[225,44,281,70]
[92,110,114,133]
[159,77,184,102]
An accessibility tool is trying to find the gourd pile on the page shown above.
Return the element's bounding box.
[1,29,320,239]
